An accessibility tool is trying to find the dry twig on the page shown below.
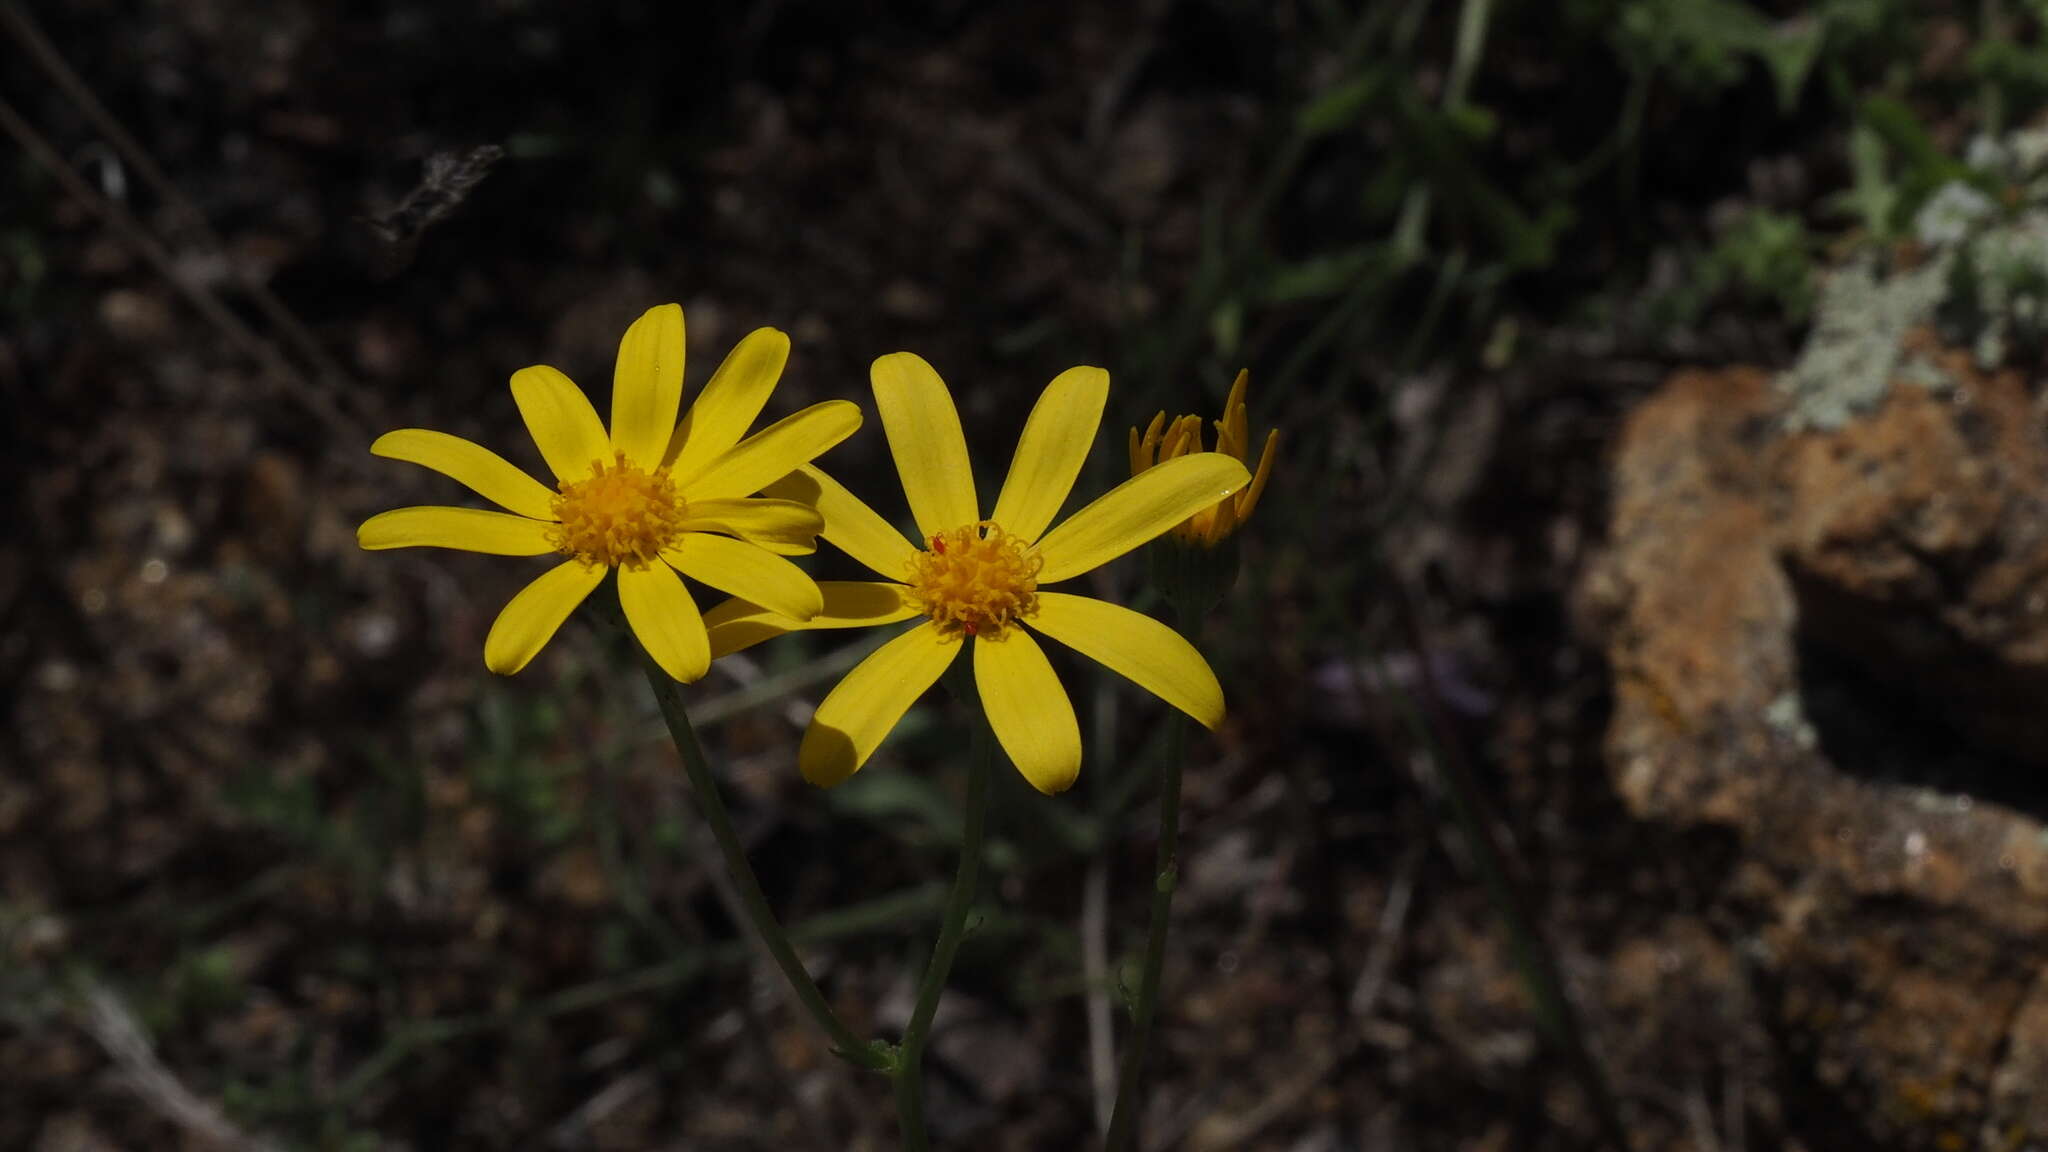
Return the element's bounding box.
[1155,840,1425,1151]
[1083,854,1116,1133]
[2,1,360,397]
[0,96,365,442]
[76,980,285,1152]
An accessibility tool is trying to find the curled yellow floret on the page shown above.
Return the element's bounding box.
[1129,368,1278,548]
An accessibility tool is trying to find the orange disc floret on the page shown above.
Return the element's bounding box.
[548,453,688,566]
[906,521,1042,641]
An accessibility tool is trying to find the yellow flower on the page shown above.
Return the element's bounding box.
[359,304,859,682]
[1130,368,1277,547]
[703,353,1252,795]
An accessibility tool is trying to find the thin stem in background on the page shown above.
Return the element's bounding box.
[1981,0,2007,138]
[1082,856,1116,1133]
[637,657,890,1072]
[1084,564,1127,1135]
[1123,0,1396,412]
[0,96,364,442]
[1102,607,1199,1152]
[2,0,361,399]
[892,694,996,1152]
[1384,586,1636,1152]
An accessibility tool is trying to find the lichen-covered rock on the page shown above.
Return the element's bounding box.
[1587,344,2048,1148]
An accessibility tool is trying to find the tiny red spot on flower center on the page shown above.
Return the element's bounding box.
[906,521,1040,642]
[548,453,687,567]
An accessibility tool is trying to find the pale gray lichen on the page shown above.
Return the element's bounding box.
[1776,127,2048,431]
[1764,691,1817,751]
[1777,252,1952,431]
[1950,212,2048,368]
[1897,348,1953,394]
[1913,181,1995,247]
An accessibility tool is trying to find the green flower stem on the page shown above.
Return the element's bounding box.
[1101,698,1188,1152]
[639,658,890,1072]
[892,698,996,1152]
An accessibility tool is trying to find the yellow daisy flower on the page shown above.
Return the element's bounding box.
[1130,368,1278,547]
[359,303,858,682]
[703,352,1252,795]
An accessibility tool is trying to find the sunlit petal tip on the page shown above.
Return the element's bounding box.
[357,506,558,555]
[666,325,792,478]
[990,364,1110,543]
[610,303,688,467]
[369,428,560,520]
[618,560,711,682]
[870,351,978,537]
[799,622,958,787]
[975,631,1081,795]
[483,559,607,675]
[680,399,863,500]
[1027,592,1225,729]
[799,727,862,789]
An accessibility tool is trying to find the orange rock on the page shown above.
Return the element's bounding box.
[1587,345,2048,1144]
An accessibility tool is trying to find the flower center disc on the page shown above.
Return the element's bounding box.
[550,453,686,567]
[907,521,1042,641]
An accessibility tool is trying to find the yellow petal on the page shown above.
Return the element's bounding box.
[753,537,819,557]
[357,506,557,555]
[800,622,958,787]
[680,497,822,554]
[990,365,1108,544]
[666,327,789,481]
[1033,453,1252,583]
[765,465,919,581]
[370,429,559,520]
[608,304,686,467]
[1026,592,1224,728]
[973,630,1081,794]
[662,532,823,622]
[617,560,710,682]
[706,581,919,658]
[483,558,605,674]
[511,364,611,483]
[871,352,978,538]
[682,400,862,501]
